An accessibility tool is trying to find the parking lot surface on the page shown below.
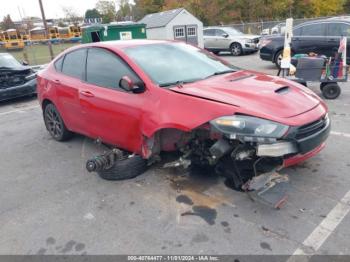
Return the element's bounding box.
[1,52,350,255]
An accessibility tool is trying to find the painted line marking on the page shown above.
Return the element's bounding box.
[331,131,350,138]
[292,190,350,256]
[0,105,40,116]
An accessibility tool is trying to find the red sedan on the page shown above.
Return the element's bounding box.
[37,40,330,190]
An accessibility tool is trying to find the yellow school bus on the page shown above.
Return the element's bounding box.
[29,27,46,41]
[58,27,70,39]
[3,29,24,50]
[69,25,81,37]
[48,26,60,39]
[18,29,29,41]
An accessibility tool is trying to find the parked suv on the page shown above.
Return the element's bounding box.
[260,18,350,67]
[204,27,260,56]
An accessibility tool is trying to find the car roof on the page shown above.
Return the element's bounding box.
[81,39,174,50]
[296,17,350,28]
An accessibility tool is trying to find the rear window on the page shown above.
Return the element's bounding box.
[61,49,86,80]
[204,29,215,36]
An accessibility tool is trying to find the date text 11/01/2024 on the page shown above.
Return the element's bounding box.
[127,255,219,261]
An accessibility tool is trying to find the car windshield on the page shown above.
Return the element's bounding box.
[223,27,244,36]
[0,53,22,68]
[124,42,238,87]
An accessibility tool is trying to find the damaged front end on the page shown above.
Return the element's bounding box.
[0,67,37,101]
[163,113,330,208]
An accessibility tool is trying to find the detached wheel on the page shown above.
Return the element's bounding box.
[230,43,243,56]
[321,83,341,99]
[44,103,72,141]
[97,155,147,181]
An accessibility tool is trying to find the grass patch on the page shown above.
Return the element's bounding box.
[0,42,79,65]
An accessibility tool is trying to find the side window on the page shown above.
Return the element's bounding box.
[215,29,226,36]
[54,56,63,72]
[293,27,302,36]
[61,49,86,79]
[300,23,326,36]
[204,29,215,36]
[86,48,139,90]
[328,23,350,37]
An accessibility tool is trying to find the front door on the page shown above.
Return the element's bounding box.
[79,47,145,152]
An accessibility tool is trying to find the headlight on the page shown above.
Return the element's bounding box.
[246,39,254,43]
[210,115,289,139]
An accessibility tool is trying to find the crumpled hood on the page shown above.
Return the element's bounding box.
[170,70,321,119]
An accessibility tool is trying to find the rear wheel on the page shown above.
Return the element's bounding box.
[321,83,341,99]
[43,103,73,141]
[230,43,243,56]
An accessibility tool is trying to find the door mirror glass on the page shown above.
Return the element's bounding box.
[22,60,29,66]
[119,76,145,93]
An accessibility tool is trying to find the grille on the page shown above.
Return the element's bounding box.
[253,38,260,44]
[295,115,328,139]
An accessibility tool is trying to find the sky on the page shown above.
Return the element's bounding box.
[0,0,103,21]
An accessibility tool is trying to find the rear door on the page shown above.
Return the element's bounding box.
[79,47,145,151]
[293,23,328,55]
[54,48,87,134]
[203,29,217,49]
[327,22,350,61]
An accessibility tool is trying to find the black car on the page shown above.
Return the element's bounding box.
[259,18,350,67]
[0,53,37,102]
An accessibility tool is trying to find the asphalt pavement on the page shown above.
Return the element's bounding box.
[0,52,350,256]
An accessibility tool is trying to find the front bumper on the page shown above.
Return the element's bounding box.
[243,43,259,52]
[0,78,37,102]
[256,114,330,165]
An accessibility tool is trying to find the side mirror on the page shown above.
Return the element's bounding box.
[22,60,29,66]
[119,76,145,93]
[222,33,229,38]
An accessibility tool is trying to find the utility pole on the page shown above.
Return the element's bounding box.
[38,0,54,60]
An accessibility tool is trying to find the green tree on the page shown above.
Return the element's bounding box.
[0,14,15,30]
[117,0,132,21]
[96,0,117,23]
[85,8,101,19]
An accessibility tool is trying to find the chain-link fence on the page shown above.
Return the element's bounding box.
[0,40,80,66]
[224,16,346,35]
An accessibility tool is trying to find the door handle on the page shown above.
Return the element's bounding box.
[80,90,94,97]
[53,79,60,84]
[328,38,337,41]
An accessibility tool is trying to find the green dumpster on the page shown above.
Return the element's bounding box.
[82,23,146,44]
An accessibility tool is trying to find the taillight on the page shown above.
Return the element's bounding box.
[259,39,272,48]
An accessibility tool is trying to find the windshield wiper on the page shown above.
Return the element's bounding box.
[206,69,236,78]
[159,80,196,88]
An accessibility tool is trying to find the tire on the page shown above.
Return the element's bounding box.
[321,83,341,99]
[274,49,283,68]
[43,103,73,141]
[230,43,243,56]
[97,155,147,180]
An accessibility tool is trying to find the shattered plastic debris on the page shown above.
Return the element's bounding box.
[244,172,289,209]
